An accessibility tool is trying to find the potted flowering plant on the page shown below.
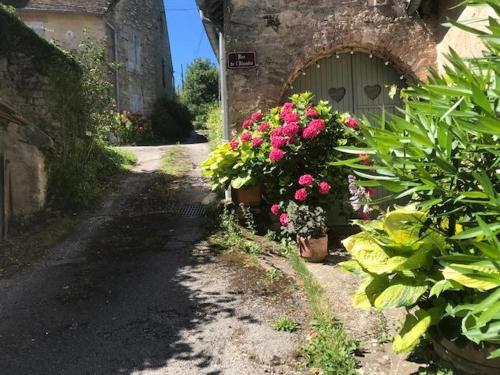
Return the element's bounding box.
[281,201,328,262]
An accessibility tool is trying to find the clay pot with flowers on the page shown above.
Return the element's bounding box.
[281,202,328,262]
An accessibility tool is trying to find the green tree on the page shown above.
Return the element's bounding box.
[179,58,219,126]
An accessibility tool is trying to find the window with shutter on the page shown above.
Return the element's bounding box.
[126,30,142,73]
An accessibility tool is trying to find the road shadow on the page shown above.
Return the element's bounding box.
[0,168,252,375]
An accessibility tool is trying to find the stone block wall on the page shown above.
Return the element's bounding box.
[107,0,174,115]
[0,8,86,216]
[224,0,438,128]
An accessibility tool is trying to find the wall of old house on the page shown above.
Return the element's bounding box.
[0,8,84,216]
[18,11,106,50]
[223,0,438,128]
[107,0,174,115]
[434,3,495,72]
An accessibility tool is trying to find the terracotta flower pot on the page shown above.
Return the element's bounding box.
[297,234,328,262]
[430,326,500,375]
[235,185,262,207]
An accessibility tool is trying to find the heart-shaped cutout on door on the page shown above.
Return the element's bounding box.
[328,87,346,103]
[364,84,382,100]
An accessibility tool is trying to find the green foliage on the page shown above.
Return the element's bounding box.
[49,140,135,209]
[273,317,300,332]
[150,97,193,142]
[338,2,500,358]
[266,268,286,281]
[287,250,358,375]
[206,103,223,149]
[179,58,219,126]
[110,111,154,145]
[240,205,257,234]
[284,201,327,238]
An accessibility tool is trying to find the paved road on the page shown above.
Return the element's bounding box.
[0,144,304,375]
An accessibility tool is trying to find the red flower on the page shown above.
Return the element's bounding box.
[269,148,285,162]
[298,174,314,186]
[271,136,287,149]
[271,204,281,215]
[281,102,294,114]
[294,188,308,202]
[258,122,270,132]
[309,119,325,132]
[282,122,300,137]
[302,126,319,139]
[279,213,289,226]
[251,111,263,122]
[252,136,263,148]
[242,119,252,129]
[319,181,331,195]
[241,131,252,142]
[359,152,371,165]
[270,126,283,137]
[345,117,358,129]
[359,212,370,220]
[306,108,319,117]
[229,139,239,150]
[283,112,300,124]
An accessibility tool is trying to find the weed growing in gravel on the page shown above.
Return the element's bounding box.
[287,248,358,375]
[240,205,256,234]
[220,207,243,248]
[273,317,300,333]
[266,268,286,281]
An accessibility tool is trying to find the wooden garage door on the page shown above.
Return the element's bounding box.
[286,52,404,117]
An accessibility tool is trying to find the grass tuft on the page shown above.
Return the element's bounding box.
[287,250,358,375]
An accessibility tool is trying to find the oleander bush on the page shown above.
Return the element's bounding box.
[338,1,500,358]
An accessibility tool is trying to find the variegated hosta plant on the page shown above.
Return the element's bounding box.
[340,206,500,357]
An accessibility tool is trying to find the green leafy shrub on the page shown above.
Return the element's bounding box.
[151,97,193,142]
[338,1,500,358]
[283,201,327,239]
[110,110,154,145]
[206,103,223,149]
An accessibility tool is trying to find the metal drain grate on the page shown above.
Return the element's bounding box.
[126,204,208,218]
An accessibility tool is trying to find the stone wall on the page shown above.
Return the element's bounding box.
[107,0,174,115]
[0,8,85,216]
[224,0,437,128]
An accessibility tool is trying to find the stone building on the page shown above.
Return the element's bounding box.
[7,0,175,115]
[196,0,494,129]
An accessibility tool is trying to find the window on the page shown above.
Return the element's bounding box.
[126,30,142,73]
[25,21,46,37]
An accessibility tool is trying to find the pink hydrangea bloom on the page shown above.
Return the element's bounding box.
[229,139,239,150]
[271,204,281,215]
[279,213,289,226]
[345,117,358,129]
[298,174,314,186]
[282,122,300,137]
[241,131,252,142]
[269,148,285,162]
[251,112,263,122]
[309,119,325,132]
[319,181,331,195]
[271,136,287,149]
[269,126,283,137]
[306,108,319,117]
[252,137,263,148]
[258,122,270,132]
[242,119,252,129]
[283,112,300,124]
[302,126,319,139]
[281,102,294,114]
[294,188,308,202]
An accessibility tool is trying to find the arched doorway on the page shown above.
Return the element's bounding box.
[285,52,406,117]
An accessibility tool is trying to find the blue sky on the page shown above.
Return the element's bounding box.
[164,0,218,89]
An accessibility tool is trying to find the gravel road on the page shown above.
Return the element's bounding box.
[0,144,306,375]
